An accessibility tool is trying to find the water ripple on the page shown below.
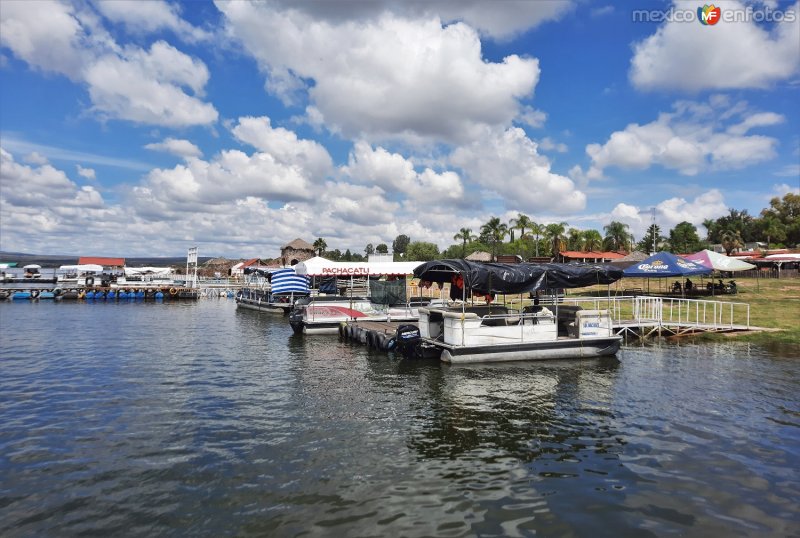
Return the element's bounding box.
[0,302,798,536]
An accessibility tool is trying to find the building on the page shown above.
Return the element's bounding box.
[78,256,125,271]
[558,251,625,263]
[281,238,316,266]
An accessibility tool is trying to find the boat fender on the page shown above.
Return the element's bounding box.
[30,290,40,299]
[339,323,346,339]
[169,287,178,296]
[346,325,354,340]
[85,276,95,287]
[386,337,396,351]
[53,288,63,296]
[368,331,377,349]
[377,334,389,351]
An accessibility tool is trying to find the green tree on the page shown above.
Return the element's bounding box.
[392,234,411,255]
[528,222,545,257]
[637,224,666,253]
[375,243,389,254]
[720,229,743,256]
[364,243,375,256]
[582,229,603,251]
[566,228,584,251]
[761,193,800,247]
[544,222,568,259]
[668,221,702,253]
[313,237,327,256]
[453,227,476,258]
[603,221,633,252]
[343,249,353,261]
[480,217,508,261]
[757,214,786,248]
[406,241,440,261]
[510,214,532,244]
[702,218,719,243]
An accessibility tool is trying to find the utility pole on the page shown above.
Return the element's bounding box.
[651,208,656,255]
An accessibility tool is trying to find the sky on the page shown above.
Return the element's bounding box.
[1,0,798,259]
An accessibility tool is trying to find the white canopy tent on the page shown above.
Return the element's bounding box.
[124,267,173,277]
[294,257,422,277]
[58,264,104,273]
[684,250,756,271]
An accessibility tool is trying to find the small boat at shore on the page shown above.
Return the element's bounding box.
[288,257,436,334]
[410,259,624,364]
[236,267,310,314]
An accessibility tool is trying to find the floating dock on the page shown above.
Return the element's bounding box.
[0,285,206,301]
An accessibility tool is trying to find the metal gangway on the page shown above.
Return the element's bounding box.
[510,295,751,339]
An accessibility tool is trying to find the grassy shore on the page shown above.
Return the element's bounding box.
[576,276,800,346]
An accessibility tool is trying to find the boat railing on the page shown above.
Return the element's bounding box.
[508,295,750,330]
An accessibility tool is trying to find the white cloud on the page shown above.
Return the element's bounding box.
[254,0,574,40]
[217,3,541,144]
[726,112,785,135]
[585,98,782,176]
[85,41,217,127]
[450,127,586,214]
[145,138,203,159]
[0,3,217,128]
[24,151,48,165]
[630,0,800,91]
[231,116,333,179]
[0,0,93,79]
[93,0,212,42]
[610,189,728,239]
[772,182,800,195]
[538,137,568,153]
[342,141,464,204]
[0,148,115,253]
[76,165,96,180]
[773,164,800,177]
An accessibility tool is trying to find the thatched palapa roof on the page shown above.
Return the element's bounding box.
[282,238,314,251]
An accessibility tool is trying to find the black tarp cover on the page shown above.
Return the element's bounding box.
[413,259,623,295]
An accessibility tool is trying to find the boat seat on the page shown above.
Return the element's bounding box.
[481,315,508,327]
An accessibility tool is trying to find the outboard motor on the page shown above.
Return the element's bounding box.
[395,324,421,358]
[288,306,305,335]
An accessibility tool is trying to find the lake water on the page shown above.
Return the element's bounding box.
[1,300,798,536]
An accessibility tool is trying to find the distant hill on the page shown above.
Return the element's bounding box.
[0,251,214,267]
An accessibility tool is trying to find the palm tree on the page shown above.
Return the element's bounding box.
[544,222,568,260]
[453,227,476,258]
[567,228,583,251]
[720,229,743,256]
[702,218,717,242]
[510,214,532,243]
[582,229,603,251]
[480,217,508,261]
[313,237,327,256]
[529,222,545,257]
[603,221,633,252]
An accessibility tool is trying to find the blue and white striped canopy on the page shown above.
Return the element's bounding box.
[271,268,310,294]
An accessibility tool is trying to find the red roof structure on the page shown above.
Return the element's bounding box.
[78,256,125,266]
[559,251,624,263]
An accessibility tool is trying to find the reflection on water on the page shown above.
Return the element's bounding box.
[0,301,798,537]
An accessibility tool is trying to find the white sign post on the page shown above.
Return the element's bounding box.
[187,247,198,288]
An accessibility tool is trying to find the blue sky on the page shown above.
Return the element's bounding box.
[1,0,798,258]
